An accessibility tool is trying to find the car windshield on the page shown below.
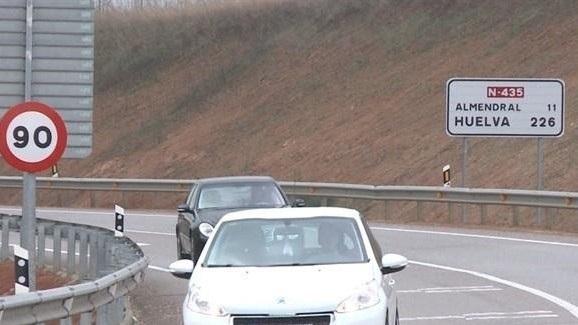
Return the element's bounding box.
[196,182,286,209]
[204,217,368,267]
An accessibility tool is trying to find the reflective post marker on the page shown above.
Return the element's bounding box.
[443,165,451,187]
[114,205,125,237]
[13,245,30,294]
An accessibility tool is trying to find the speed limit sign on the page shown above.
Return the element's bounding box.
[0,102,67,173]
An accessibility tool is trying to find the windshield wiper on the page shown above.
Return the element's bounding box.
[267,262,320,267]
[198,207,236,211]
[205,264,236,267]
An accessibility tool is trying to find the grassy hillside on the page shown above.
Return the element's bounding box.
[2,0,578,212]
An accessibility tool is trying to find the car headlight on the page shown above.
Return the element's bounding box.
[336,280,381,313]
[186,286,227,316]
[199,223,214,237]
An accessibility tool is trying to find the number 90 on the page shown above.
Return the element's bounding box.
[13,126,52,149]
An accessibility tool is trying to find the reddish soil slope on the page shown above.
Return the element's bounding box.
[2,0,578,211]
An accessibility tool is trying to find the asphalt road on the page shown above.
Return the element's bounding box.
[2,206,578,325]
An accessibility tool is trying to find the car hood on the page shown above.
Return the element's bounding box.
[196,206,286,225]
[189,263,376,314]
[196,208,245,225]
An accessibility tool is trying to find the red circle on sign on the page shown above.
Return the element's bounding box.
[0,102,67,173]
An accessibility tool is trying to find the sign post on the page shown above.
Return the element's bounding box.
[537,137,545,223]
[22,0,36,291]
[446,78,564,224]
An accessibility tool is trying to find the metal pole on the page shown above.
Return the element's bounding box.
[537,138,544,225]
[461,137,468,223]
[21,173,36,291]
[461,138,468,187]
[537,138,544,190]
[20,0,36,291]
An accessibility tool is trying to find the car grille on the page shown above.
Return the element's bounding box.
[232,315,331,325]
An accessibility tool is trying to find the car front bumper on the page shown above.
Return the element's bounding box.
[183,302,387,325]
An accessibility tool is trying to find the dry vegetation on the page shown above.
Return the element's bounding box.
[2,0,578,229]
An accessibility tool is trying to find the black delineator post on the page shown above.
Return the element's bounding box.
[14,245,30,294]
[114,205,125,237]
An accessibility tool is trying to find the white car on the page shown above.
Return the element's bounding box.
[169,207,407,325]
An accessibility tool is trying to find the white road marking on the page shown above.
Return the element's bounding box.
[126,229,173,236]
[401,310,558,321]
[411,260,578,320]
[136,243,151,247]
[399,285,502,294]
[148,265,171,273]
[372,226,578,248]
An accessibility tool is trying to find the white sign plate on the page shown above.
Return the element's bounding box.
[446,78,564,137]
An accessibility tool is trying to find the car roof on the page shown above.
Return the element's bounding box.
[196,176,277,185]
[219,207,361,223]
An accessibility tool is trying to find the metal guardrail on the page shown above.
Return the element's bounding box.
[1,176,578,210]
[0,214,148,325]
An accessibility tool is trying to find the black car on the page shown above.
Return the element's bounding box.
[176,176,303,262]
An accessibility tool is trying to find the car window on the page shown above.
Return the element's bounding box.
[196,182,286,209]
[204,217,368,267]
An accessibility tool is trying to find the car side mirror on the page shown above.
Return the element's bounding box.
[381,254,408,275]
[177,204,191,213]
[291,198,306,207]
[169,259,195,279]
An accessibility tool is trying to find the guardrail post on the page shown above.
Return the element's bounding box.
[416,201,423,222]
[60,317,72,325]
[79,231,88,278]
[320,197,328,207]
[89,232,98,278]
[53,226,62,271]
[512,206,519,227]
[79,312,92,325]
[479,204,487,225]
[545,208,554,230]
[38,223,46,265]
[89,191,96,208]
[67,227,76,276]
[447,203,453,222]
[57,192,63,208]
[105,239,113,269]
[109,298,123,324]
[97,234,106,275]
[1,218,9,260]
[96,304,108,325]
[383,201,389,221]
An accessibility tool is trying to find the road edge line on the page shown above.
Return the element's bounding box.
[410,259,578,320]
